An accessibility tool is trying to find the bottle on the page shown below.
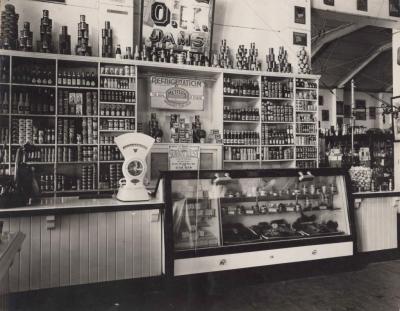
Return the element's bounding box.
[58,72,62,85]
[90,73,96,87]
[24,92,30,114]
[2,91,8,113]
[62,72,67,85]
[76,72,81,86]
[18,92,24,114]
[115,45,122,60]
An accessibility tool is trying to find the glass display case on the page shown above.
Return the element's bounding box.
[163,168,355,276]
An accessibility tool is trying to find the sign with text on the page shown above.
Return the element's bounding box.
[150,76,204,110]
[168,145,200,171]
[140,0,215,55]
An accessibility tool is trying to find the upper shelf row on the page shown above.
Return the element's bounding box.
[0,50,320,80]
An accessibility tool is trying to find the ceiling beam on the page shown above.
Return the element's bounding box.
[337,42,392,89]
[312,23,365,58]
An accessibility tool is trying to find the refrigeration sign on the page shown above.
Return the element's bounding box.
[150,76,204,110]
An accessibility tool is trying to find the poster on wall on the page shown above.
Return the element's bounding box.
[294,6,306,24]
[168,145,200,170]
[389,0,400,17]
[392,96,400,140]
[140,0,215,57]
[357,0,368,11]
[293,32,307,46]
[324,0,334,6]
[150,76,205,110]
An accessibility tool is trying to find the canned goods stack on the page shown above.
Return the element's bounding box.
[18,22,33,52]
[100,90,135,103]
[109,163,122,189]
[0,4,19,50]
[99,145,122,161]
[38,10,53,53]
[102,21,113,58]
[25,147,55,162]
[100,118,135,131]
[40,173,54,192]
[297,47,311,74]
[80,165,96,190]
[57,146,97,162]
[236,43,261,71]
[100,135,116,145]
[100,64,135,76]
[76,15,92,56]
[0,127,9,144]
[265,47,292,73]
[59,26,71,55]
[57,91,97,115]
[212,39,233,69]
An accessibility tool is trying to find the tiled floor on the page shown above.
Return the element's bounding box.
[9,259,400,311]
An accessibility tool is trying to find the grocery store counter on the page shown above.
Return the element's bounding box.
[352,191,400,199]
[0,196,165,217]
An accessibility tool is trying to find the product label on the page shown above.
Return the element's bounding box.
[150,76,204,110]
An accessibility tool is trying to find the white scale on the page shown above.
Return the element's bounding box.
[114,133,155,202]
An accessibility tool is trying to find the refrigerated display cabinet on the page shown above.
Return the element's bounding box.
[163,168,356,276]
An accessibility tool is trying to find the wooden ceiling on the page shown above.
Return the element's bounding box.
[311,12,392,93]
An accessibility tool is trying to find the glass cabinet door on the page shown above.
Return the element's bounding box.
[171,179,222,250]
[220,175,350,245]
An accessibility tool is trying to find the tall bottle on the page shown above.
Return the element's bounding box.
[115,45,122,60]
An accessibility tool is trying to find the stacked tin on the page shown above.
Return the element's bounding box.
[76,15,92,56]
[38,10,53,53]
[109,163,122,189]
[102,21,113,58]
[297,47,311,74]
[81,165,96,190]
[18,22,33,51]
[59,26,71,55]
[213,39,233,69]
[0,4,19,50]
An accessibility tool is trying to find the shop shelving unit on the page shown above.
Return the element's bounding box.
[0,51,137,196]
[222,73,319,169]
[0,49,319,196]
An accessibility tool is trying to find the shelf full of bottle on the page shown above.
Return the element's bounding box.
[0,56,10,83]
[223,76,260,97]
[261,101,293,123]
[223,106,260,122]
[261,77,294,99]
[261,124,294,146]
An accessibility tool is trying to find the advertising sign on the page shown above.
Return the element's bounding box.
[168,145,200,170]
[150,76,204,110]
[140,0,215,55]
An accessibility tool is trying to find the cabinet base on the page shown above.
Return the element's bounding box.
[174,242,353,276]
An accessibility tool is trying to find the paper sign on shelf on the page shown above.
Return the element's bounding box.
[168,145,200,171]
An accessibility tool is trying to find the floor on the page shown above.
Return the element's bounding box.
[9,258,400,311]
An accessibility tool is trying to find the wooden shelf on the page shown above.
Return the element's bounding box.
[224,95,259,100]
[100,87,134,92]
[12,83,55,88]
[262,97,293,101]
[223,120,259,124]
[11,113,55,117]
[100,74,135,78]
[58,85,98,90]
[99,101,135,105]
